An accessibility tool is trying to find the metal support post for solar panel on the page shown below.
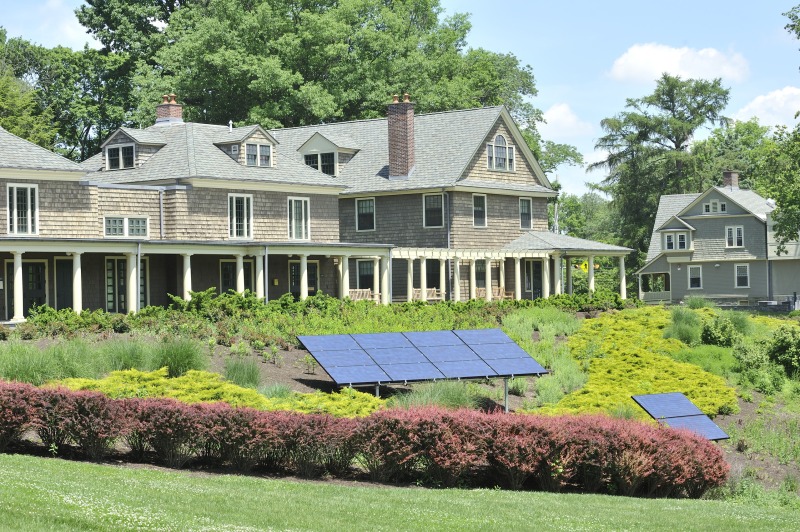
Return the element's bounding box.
[375,384,380,398]
[504,378,509,413]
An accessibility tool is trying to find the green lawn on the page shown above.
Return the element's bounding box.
[1,454,798,531]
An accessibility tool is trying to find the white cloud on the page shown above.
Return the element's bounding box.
[734,87,800,127]
[540,103,593,139]
[610,43,748,83]
[20,0,100,50]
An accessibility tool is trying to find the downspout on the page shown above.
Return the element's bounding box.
[445,190,452,298]
[136,242,142,312]
[159,189,165,239]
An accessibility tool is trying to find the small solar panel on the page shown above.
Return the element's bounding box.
[366,347,428,365]
[632,392,704,419]
[486,357,548,376]
[662,415,729,441]
[298,334,361,352]
[454,328,512,344]
[381,363,445,382]
[325,365,389,385]
[434,360,494,379]
[470,342,531,360]
[420,344,479,362]
[352,333,412,349]
[312,350,374,367]
[404,330,463,347]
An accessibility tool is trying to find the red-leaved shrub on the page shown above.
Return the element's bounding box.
[352,409,420,482]
[483,414,558,490]
[31,387,76,453]
[0,381,38,453]
[118,399,150,460]
[277,412,357,478]
[64,390,127,460]
[200,404,285,472]
[136,398,204,468]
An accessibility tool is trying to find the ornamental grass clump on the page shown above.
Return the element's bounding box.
[149,338,208,377]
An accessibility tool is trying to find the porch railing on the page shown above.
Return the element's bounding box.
[641,291,671,302]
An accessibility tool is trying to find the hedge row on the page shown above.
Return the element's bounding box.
[0,381,728,497]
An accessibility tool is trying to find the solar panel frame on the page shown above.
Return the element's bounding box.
[297,334,361,352]
[352,333,413,349]
[434,360,494,379]
[453,328,513,345]
[324,365,390,386]
[661,415,729,441]
[632,392,704,419]
[403,330,463,347]
[381,362,445,382]
[485,357,548,377]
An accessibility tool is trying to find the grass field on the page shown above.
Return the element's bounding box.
[1,454,798,531]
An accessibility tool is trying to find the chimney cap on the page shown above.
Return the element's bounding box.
[403,93,411,103]
[392,94,399,103]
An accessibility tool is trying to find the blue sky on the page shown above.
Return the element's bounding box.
[4,1,800,195]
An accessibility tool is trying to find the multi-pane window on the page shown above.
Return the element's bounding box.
[703,200,727,214]
[220,260,254,293]
[228,194,253,239]
[288,197,310,240]
[726,226,744,248]
[473,194,487,227]
[357,260,375,290]
[665,232,688,250]
[423,193,443,228]
[7,184,37,235]
[519,198,532,229]
[476,260,486,289]
[688,265,702,289]
[304,154,318,170]
[487,134,515,171]
[246,144,257,166]
[105,257,148,313]
[245,144,272,167]
[678,233,687,249]
[105,217,124,236]
[107,145,135,170]
[304,153,336,175]
[735,264,750,288]
[104,216,148,238]
[356,198,375,231]
[259,145,271,166]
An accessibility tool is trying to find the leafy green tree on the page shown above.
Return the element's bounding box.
[758,124,800,253]
[556,192,615,243]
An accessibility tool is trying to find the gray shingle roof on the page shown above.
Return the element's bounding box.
[504,231,632,254]
[117,127,167,145]
[0,126,83,172]
[645,194,700,262]
[715,186,774,219]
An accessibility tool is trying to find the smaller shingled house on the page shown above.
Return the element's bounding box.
[637,171,800,307]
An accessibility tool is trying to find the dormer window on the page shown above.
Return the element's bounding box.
[246,144,271,167]
[487,135,515,171]
[107,145,135,170]
[304,152,336,175]
[703,200,726,214]
[665,231,688,250]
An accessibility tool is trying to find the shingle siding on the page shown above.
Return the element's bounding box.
[671,261,769,301]
[450,192,547,249]
[340,194,447,247]
[689,216,766,261]
[462,120,544,187]
[0,180,98,237]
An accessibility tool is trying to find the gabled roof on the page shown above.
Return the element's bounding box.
[100,128,166,149]
[0,126,83,172]
[297,131,359,152]
[271,106,554,195]
[678,186,774,221]
[212,125,279,146]
[504,231,631,255]
[644,194,700,262]
[656,215,695,231]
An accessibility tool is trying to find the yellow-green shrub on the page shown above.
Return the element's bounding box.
[262,387,384,417]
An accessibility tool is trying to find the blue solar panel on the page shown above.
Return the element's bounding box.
[352,333,412,349]
[434,360,494,379]
[420,344,479,362]
[366,347,428,365]
[298,334,361,352]
[632,392,704,419]
[381,363,445,382]
[312,350,374,367]
[662,415,729,441]
[486,357,548,376]
[404,330,463,347]
[454,328,512,345]
[325,365,390,385]
[470,342,531,360]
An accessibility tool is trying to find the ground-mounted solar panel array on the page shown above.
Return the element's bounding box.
[631,392,729,441]
[297,328,548,387]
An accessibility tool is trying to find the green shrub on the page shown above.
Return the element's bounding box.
[702,314,741,347]
[766,325,800,377]
[0,343,60,385]
[260,383,292,398]
[664,307,702,346]
[507,377,528,397]
[685,296,714,309]
[672,345,737,378]
[389,381,480,410]
[99,339,152,372]
[224,358,261,389]
[149,338,208,377]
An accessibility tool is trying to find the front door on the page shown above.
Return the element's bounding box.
[6,262,47,319]
[289,261,319,299]
[523,259,542,300]
[55,259,73,310]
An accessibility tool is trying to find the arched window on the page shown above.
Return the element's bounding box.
[487,134,514,171]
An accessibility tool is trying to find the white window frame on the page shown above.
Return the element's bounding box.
[703,199,727,214]
[303,152,337,176]
[106,144,135,170]
[356,259,376,290]
[104,255,149,313]
[7,183,39,236]
[665,234,674,250]
[486,134,515,172]
[687,265,703,290]
[519,197,532,229]
[244,143,272,167]
[219,258,255,293]
[228,193,253,240]
[422,193,444,228]
[725,225,744,248]
[355,197,376,232]
[104,216,149,239]
[3,258,49,319]
[677,233,687,250]
[472,194,487,228]
[734,263,750,289]
[288,259,320,292]
[288,196,310,240]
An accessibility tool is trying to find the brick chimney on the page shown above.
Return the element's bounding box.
[388,93,415,179]
[155,93,183,125]
[722,170,739,190]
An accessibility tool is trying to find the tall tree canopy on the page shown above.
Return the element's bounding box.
[589,73,730,260]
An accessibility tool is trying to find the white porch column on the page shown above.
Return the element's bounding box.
[588,255,595,293]
[299,254,309,300]
[255,253,264,300]
[619,256,627,299]
[499,258,506,293]
[514,257,522,301]
[638,273,643,300]
[566,257,573,295]
[553,253,562,296]
[453,257,461,301]
[380,256,390,305]
[542,256,550,299]
[340,256,350,299]
[181,253,192,300]
[12,252,23,322]
[439,259,446,300]
[373,257,381,302]
[419,257,427,302]
[469,260,477,300]
[407,258,414,302]
[71,252,83,313]
[126,252,138,314]
[485,259,492,301]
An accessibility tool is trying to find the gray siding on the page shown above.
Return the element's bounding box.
[683,190,749,217]
[671,260,769,301]
[771,260,800,299]
[450,192,547,249]
[340,194,447,247]
[690,216,766,261]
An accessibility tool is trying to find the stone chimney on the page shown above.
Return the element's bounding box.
[388,93,415,179]
[722,170,739,190]
[155,93,183,125]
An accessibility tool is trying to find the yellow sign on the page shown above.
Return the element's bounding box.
[580,261,589,273]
